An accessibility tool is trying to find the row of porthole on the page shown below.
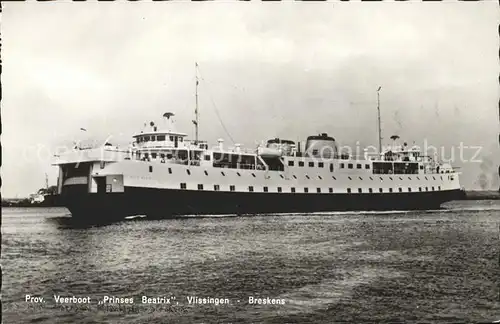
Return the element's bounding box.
[179,183,442,193]
[151,166,447,182]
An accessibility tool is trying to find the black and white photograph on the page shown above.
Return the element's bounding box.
[2,1,499,323]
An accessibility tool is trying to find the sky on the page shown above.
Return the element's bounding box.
[2,1,499,198]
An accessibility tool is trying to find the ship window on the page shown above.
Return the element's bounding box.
[169,136,174,141]
[198,184,204,190]
[263,186,268,192]
[425,187,428,191]
[379,188,383,193]
[416,177,420,180]
[332,176,336,180]
[221,172,225,176]
[318,176,322,180]
[160,153,165,159]
[348,176,352,180]
[369,188,373,193]
[440,176,443,180]
[438,186,441,190]
[149,166,153,173]
[237,172,241,177]
[389,177,393,180]
[179,137,184,142]
[168,168,172,174]
[157,135,166,141]
[280,175,284,179]
[212,185,220,191]
[358,188,362,193]
[299,161,304,167]
[186,169,191,175]
[248,186,254,192]
[144,136,150,142]
[291,187,296,193]
[151,153,157,159]
[293,175,297,179]
[230,185,235,192]
[329,188,333,193]
[356,164,362,169]
[180,183,187,189]
[330,164,334,172]
[420,165,424,169]
[309,162,314,167]
[425,177,428,180]
[304,188,309,193]
[369,177,373,180]
[100,161,105,169]
[347,188,351,193]
[432,186,435,191]
[277,187,282,193]
[408,188,412,192]
[419,187,422,192]
[205,155,211,161]
[379,177,383,181]
[359,177,363,180]
[408,177,412,180]
[432,177,436,180]
[399,177,403,181]
[398,188,402,192]
[318,162,324,168]
[252,173,256,177]
[306,175,310,179]
[365,164,370,169]
[348,163,353,169]
[389,188,393,193]
[288,161,294,167]
[204,170,208,176]
[144,153,150,160]
[151,136,156,142]
[317,188,321,193]
[340,163,345,169]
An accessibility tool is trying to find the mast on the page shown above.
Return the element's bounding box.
[194,62,199,144]
[377,86,382,154]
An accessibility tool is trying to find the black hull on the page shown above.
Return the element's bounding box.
[59,185,464,222]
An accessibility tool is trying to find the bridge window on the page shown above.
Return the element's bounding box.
[318,162,324,168]
[169,136,174,141]
[348,163,353,169]
[152,153,157,159]
[214,185,220,191]
[357,164,362,169]
[373,162,393,175]
[263,186,268,192]
[180,183,187,189]
[304,188,309,193]
[248,186,254,192]
[309,161,314,167]
[157,135,166,141]
[277,187,282,193]
[230,185,235,192]
[144,136,150,142]
[291,187,296,193]
[288,161,294,166]
[205,155,211,161]
[198,184,204,190]
[299,161,304,167]
[150,136,156,142]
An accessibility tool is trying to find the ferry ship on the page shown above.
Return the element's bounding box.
[53,68,463,221]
